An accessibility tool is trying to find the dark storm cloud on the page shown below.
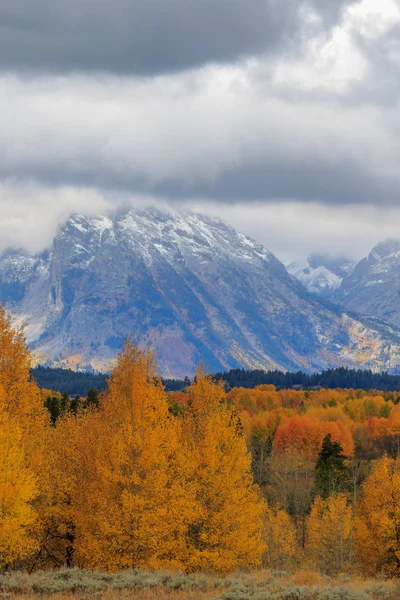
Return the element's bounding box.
[159,159,399,205]
[1,149,396,206]
[0,0,350,76]
[0,0,297,75]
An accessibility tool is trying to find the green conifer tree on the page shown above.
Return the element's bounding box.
[315,434,346,497]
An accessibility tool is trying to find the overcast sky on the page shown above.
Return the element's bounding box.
[1,0,400,262]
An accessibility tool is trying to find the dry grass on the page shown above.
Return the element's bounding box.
[1,591,218,600]
[0,568,398,600]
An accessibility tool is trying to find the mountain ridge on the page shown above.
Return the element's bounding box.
[2,208,400,377]
[333,238,400,328]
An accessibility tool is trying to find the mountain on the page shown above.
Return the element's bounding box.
[0,249,48,304]
[333,239,400,326]
[2,208,400,377]
[287,253,355,297]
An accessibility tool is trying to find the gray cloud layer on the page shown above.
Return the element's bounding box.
[1,0,400,261]
[0,0,308,75]
[1,69,398,204]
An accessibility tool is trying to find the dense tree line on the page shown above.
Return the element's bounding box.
[32,365,400,397]
[31,367,188,395]
[31,367,108,396]
[215,366,400,392]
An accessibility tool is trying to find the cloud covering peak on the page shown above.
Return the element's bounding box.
[1,0,400,260]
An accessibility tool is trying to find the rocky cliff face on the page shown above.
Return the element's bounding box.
[333,239,400,327]
[3,209,400,377]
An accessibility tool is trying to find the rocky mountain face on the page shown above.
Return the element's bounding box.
[287,253,355,297]
[333,239,400,327]
[2,209,400,377]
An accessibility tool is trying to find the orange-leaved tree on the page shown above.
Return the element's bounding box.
[33,413,83,569]
[0,308,46,434]
[354,455,400,576]
[0,307,48,566]
[273,415,354,459]
[182,370,266,573]
[76,342,195,571]
[0,400,38,567]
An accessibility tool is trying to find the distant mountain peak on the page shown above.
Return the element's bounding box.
[1,209,400,376]
[308,253,355,278]
[287,253,356,297]
[333,238,400,327]
[369,238,400,262]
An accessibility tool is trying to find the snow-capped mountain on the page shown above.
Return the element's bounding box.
[0,249,48,304]
[287,261,341,296]
[333,239,400,326]
[287,253,356,297]
[3,209,400,377]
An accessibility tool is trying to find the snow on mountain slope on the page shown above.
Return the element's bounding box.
[0,248,50,305]
[333,239,400,327]
[288,253,356,296]
[287,261,342,295]
[2,209,400,377]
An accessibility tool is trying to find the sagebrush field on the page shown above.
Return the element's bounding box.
[0,567,399,600]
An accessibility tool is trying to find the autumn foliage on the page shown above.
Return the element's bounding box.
[2,307,400,577]
[76,344,196,571]
[182,371,266,572]
[0,309,48,567]
[306,493,353,574]
[273,415,354,458]
[0,312,267,573]
[354,456,400,577]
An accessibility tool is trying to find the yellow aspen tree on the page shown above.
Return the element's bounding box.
[32,414,82,569]
[0,308,47,435]
[306,493,353,574]
[182,370,266,573]
[268,450,315,549]
[0,403,38,567]
[76,343,195,571]
[264,504,297,569]
[0,308,48,498]
[354,455,400,576]
[0,307,48,566]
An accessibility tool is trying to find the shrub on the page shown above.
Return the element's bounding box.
[318,589,372,600]
[0,571,33,594]
[364,584,391,599]
[280,586,312,600]
[218,583,257,600]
